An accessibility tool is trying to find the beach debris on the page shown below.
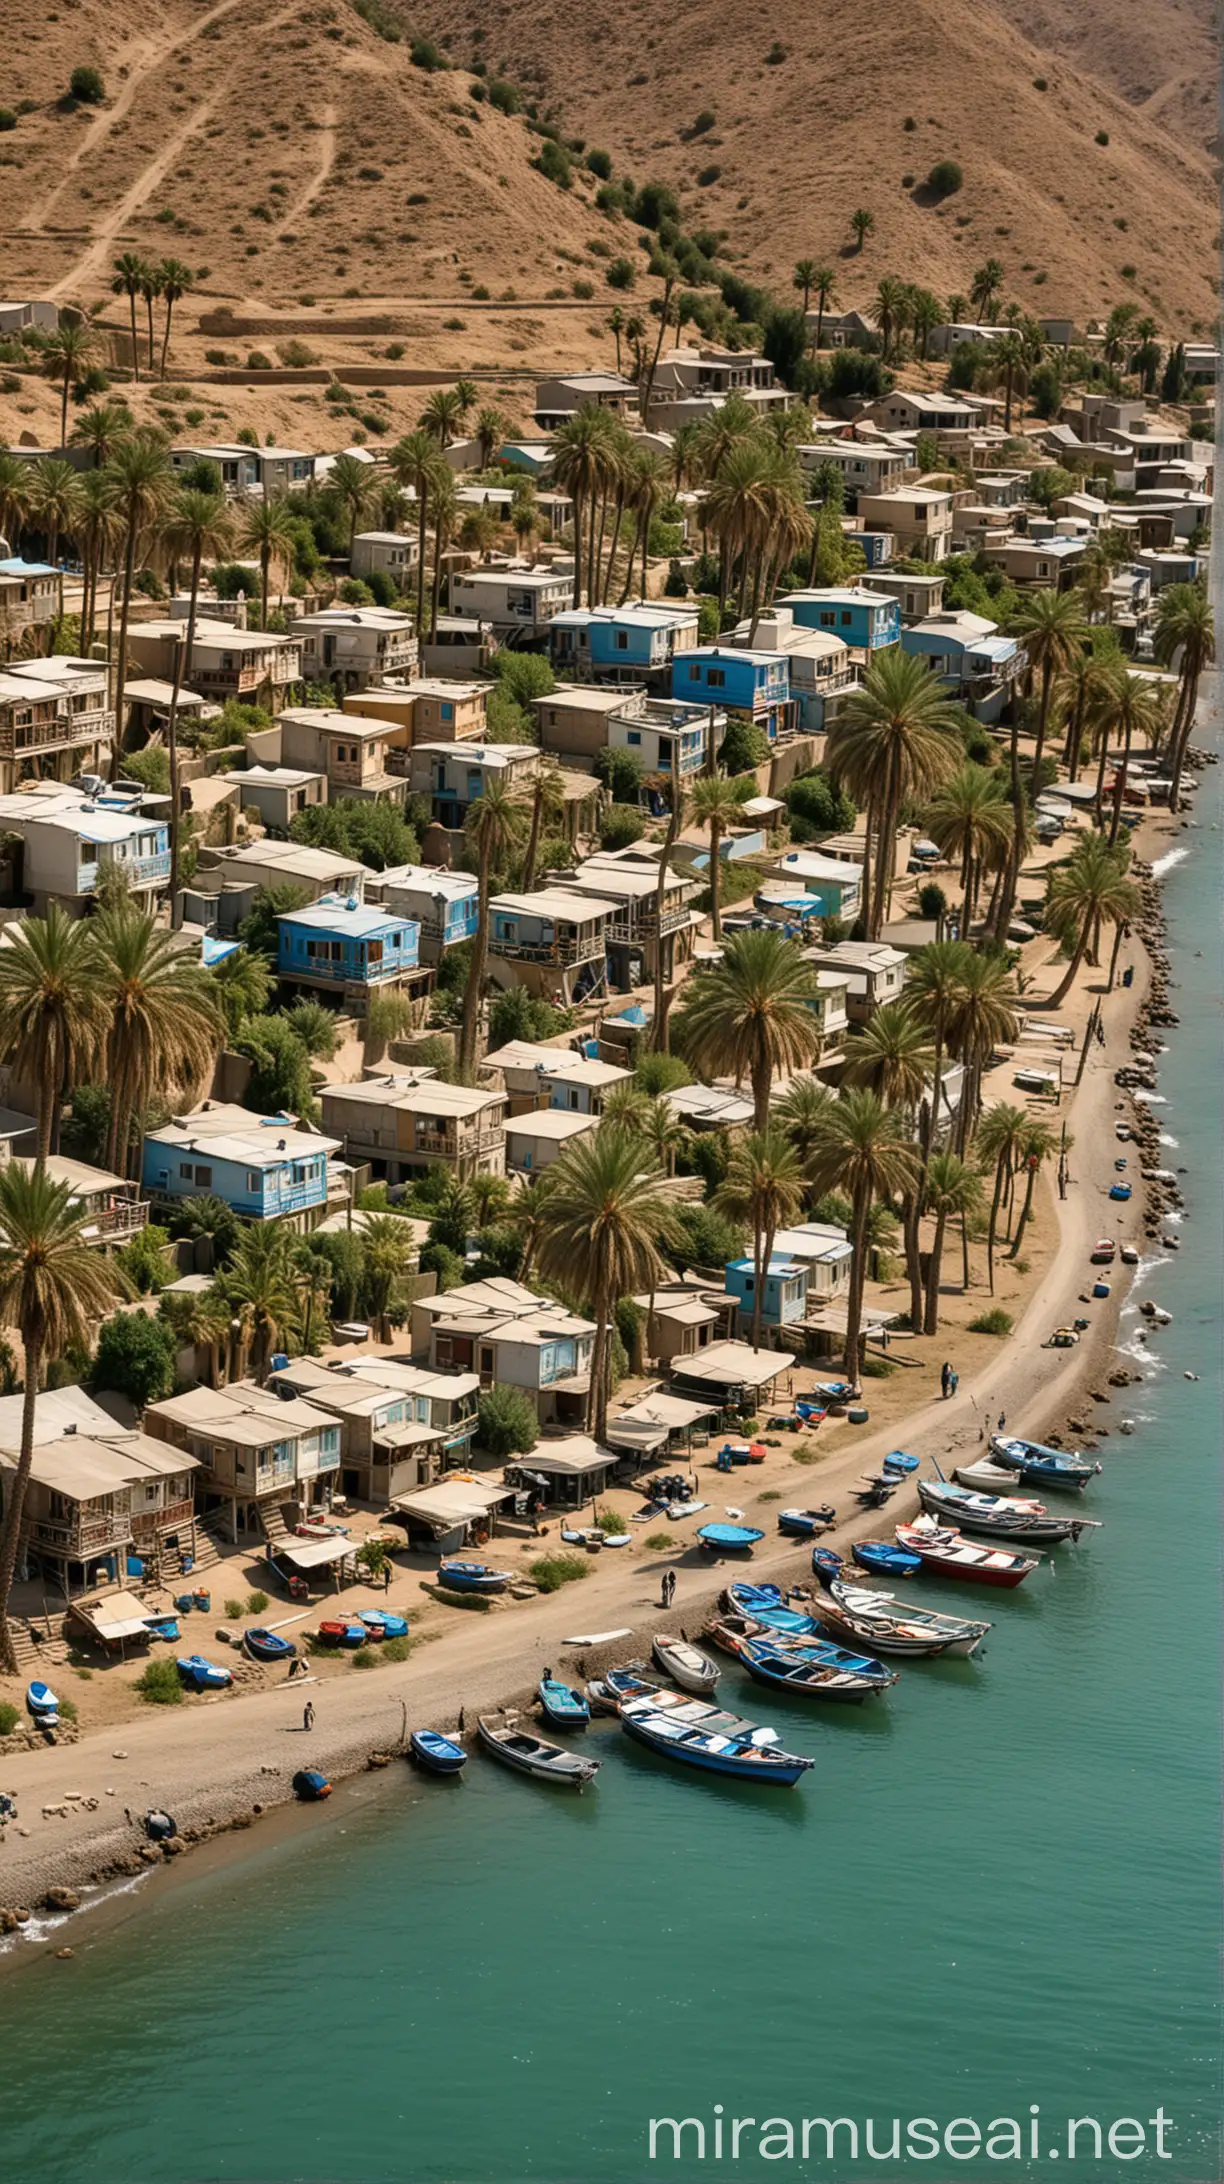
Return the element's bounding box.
[55,1947,74,1960]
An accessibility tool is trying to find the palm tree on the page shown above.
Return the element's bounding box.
[909,287,942,360]
[473,406,508,467]
[108,431,171,777]
[969,258,1005,321]
[974,1101,1028,1290]
[0,452,29,561]
[640,1099,689,1178]
[703,437,772,619]
[43,319,97,447]
[519,761,565,893]
[623,444,669,604]
[159,1282,231,1389]
[329,450,371,548]
[715,1128,805,1352]
[825,649,962,936]
[70,399,130,471]
[138,261,164,372]
[510,482,539,558]
[773,1076,834,1167]
[1043,834,1139,1008]
[1094,669,1164,846]
[25,459,82,607]
[875,276,907,362]
[156,259,194,377]
[904,937,975,1173]
[111,252,148,381]
[994,588,1087,935]
[427,466,458,641]
[74,466,120,651]
[421,387,464,448]
[809,266,836,350]
[677,930,821,1132]
[0,908,104,1159]
[507,1173,555,1285]
[993,330,1027,431]
[688,771,753,942]
[218,1226,300,1382]
[361,1214,417,1341]
[94,901,223,1174]
[162,487,233,892]
[1007,1116,1058,1258]
[0,1166,120,1667]
[458,780,526,1081]
[601,1084,652,1131]
[842,999,933,1326]
[209,944,272,1037]
[1056,650,1114,782]
[849,209,875,253]
[1154,582,1214,811]
[552,406,614,609]
[944,950,1020,1146]
[807,1090,917,1379]
[238,495,297,628]
[922,1151,983,1333]
[391,429,443,638]
[922,764,1012,934]
[641,255,679,418]
[792,259,818,314]
[535,1131,680,1438]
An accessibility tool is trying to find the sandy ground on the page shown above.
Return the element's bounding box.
[0,798,1187,1927]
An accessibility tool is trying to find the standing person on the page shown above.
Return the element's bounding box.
[940,1362,952,1400]
[668,1570,678,1607]
[303,1701,315,1732]
[950,1369,959,1398]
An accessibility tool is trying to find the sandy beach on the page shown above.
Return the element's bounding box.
[0,784,1193,1942]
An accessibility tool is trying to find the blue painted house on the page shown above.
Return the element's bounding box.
[277,895,422,997]
[550,603,700,688]
[901,613,1023,722]
[369,863,478,966]
[725,1255,811,1334]
[785,589,901,658]
[672,646,794,741]
[141,1103,343,1227]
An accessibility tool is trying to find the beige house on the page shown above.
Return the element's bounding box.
[0,657,115,795]
[125,619,302,707]
[268,1355,480,1499]
[278,707,410,801]
[9,1154,149,1247]
[350,532,419,583]
[857,487,954,564]
[319,1072,506,1182]
[505,1106,599,1174]
[0,559,58,654]
[222,764,327,835]
[144,1382,343,1540]
[0,1385,199,1592]
[291,606,417,691]
[535,685,632,766]
[345,679,492,745]
[632,1284,737,1368]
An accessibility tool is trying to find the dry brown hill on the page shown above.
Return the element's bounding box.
[991,0,1218,159]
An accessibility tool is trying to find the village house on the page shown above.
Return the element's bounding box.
[534,684,634,768]
[419,614,496,678]
[350,531,419,584]
[169,443,317,495]
[141,1101,345,1231]
[222,763,327,835]
[728,609,856,736]
[144,1382,341,1541]
[539,1054,633,1114]
[505,1105,600,1174]
[764,847,865,922]
[0,1384,199,1592]
[562,847,702,995]
[319,1072,506,1182]
[0,781,171,913]
[800,939,907,1023]
[673,645,794,743]
[290,606,418,691]
[346,678,492,746]
[628,1285,737,1371]
[363,863,478,963]
[901,612,1025,721]
[486,881,614,1004]
[981,534,1089,589]
[807,307,879,349]
[186,840,367,933]
[662,1083,756,1134]
[276,706,411,802]
[447,566,573,640]
[271,1355,481,1483]
[861,570,946,624]
[645,348,790,430]
[548,602,700,688]
[725,1253,811,1341]
[478,1039,587,1116]
[799,440,912,504]
[408,740,539,827]
[422,1287,598,1428]
[608,693,726,779]
[768,1220,854,1301]
[0,555,60,651]
[857,486,954,563]
[667,1338,796,1414]
[0,654,114,794]
[533,371,640,429]
[456,483,574,536]
[9,1153,149,1247]
[276,896,427,1010]
[124,678,221,752]
[864,390,977,435]
[125,619,303,708]
[784,588,901,662]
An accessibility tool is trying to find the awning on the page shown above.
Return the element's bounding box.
[390,1479,514,1528]
[278,1535,359,1571]
[373,1421,443,1451]
[605,1394,718,1452]
[68,1589,155,1643]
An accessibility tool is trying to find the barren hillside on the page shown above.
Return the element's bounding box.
[992,0,1218,158]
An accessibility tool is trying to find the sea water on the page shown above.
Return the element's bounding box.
[0,771,1220,2184]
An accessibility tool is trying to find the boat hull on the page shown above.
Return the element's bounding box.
[918,1480,1083,1543]
[477,1721,599,1787]
[410,1730,467,1775]
[621,1711,811,1785]
[437,1564,510,1594]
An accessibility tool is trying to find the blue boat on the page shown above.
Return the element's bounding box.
[698,1522,765,1552]
[292,1768,331,1801]
[358,1610,410,1639]
[318,1619,366,1648]
[437,1560,511,1594]
[538,1676,591,1728]
[812,1546,845,1585]
[1109,1182,1132,1201]
[883,1450,920,1475]
[725,1582,820,1636]
[410,1729,468,1775]
[244,1628,297,1663]
[852,1540,923,1579]
[26,1681,58,1723]
[777,1505,835,1538]
[990,1434,1101,1494]
[143,1615,181,1642]
[176,1654,233,1692]
[732,1633,898,1704]
[619,1694,813,1786]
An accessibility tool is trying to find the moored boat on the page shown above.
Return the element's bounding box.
[618,1694,813,1785]
[292,1768,331,1801]
[895,1518,1038,1588]
[990,1434,1101,1493]
[697,1522,764,1552]
[851,1540,923,1579]
[777,1506,835,1538]
[317,1619,365,1648]
[602,1662,672,1705]
[651,1635,720,1694]
[724,1582,820,1636]
[410,1728,467,1775]
[176,1654,233,1691]
[437,1560,511,1594]
[917,1477,1098,1544]
[954,1456,1027,1493]
[811,1570,991,1657]
[142,1616,180,1642]
[882,1450,920,1474]
[357,1610,410,1639]
[244,1627,297,1663]
[538,1676,591,1728]
[725,1628,897,1703]
[477,1715,600,1788]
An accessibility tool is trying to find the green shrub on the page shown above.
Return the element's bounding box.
[969,1308,1013,1335]
[57,1697,78,1724]
[645,1532,674,1551]
[136,1659,183,1705]
[93,1311,175,1405]
[927,160,963,198]
[600,802,645,851]
[246,1590,268,1614]
[605,255,636,290]
[285,998,338,1059]
[587,148,612,178]
[917,881,949,921]
[1095,130,1109,146]
[410,34,447,68]
[595,1509,630,1536]
[0,1700,18,1735]
[860,1354,896,1378]
[635,1050,691,1096]
[533,139,571,187]
[382,1635,412,1662]
[351,1645,378,1669]
[69,65,105,103]
[529,1553,590,1593]
[477,1385,538,1458]
[0,109,17,131]
[225,1598,244,1620]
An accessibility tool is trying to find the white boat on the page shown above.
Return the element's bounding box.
[955,1457,1024,1492]
[651,1635,720,1694]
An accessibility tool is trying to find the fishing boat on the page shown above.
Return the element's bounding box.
[602,1662,671,1705]
[477,1716,600,1788]
[1109,1181,1133,1201]
[437,1561,511,1594]
[730,1631,897,1703]
[142,1615,180,1642]
[724,1582,821,1636]
[559,1525,604,1550]
[244,1627,297,1663]
[954,1457,1027,1493]
[895,1519,1038,1589]
[176,1654,233,1691]
[317,1618,366,1648]
[410,1729,467,1775]
[1120,1243,1140,1265]
[357,1610,410,1640]
[697,1522,764,1552]
[777,1506,835,1538]
[26,1681,58,1723]
[990,1434,1101,1493]
[538,1676,591,1728]
[882,1450,920,1475]
[917,1478,1096,1544]
[652,1635,720,1694]
[292,1769,331,1801]
[851,1540,923,1579]
[1090,1237,1117,1264]
[811,1571,991,1657]
[619,1694,813,1786]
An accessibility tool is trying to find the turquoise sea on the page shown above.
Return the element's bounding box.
[0,756,1220,2184]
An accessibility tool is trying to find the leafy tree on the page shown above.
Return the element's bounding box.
[718,717,772,773]
[114,1220,172,1294]
[235,1014,317,1120]
[289,799,421,872]
[600,803,645,851]
[785,769,856,841]
[476,1385,538,1458]
[237,882,312,962]
[285,999,339,1060]
[927,160,962,198]
[593,746,645,803]
[168,1193,241,1267]
[92,1311,175,1407]
[676,929,821,1130]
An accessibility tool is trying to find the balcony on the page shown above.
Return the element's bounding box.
[28,1512,130,1556]
[80,1196,150,1244]
[105,851,171,888]
[3,709,114,757]
[490,932,606,967]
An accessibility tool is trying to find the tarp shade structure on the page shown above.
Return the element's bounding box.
[278,1535,361,1571]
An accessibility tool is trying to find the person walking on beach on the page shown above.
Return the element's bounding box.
[662,1569,677,1608]
[303,1701,314,1732]
[941,1362,952,1399]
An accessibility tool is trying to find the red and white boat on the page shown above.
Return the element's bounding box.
[1089,1237,1117,1265]
[895,1517,1038,1589]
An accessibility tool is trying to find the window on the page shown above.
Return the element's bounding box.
[688,662,701,681]
[706,667,726,688]
[193,1164,212,1187]
[247,1171,260,1191]
[626,729,641,746]
[179,1163,194,1180]
[614,630,629,650]
[440,702,453,721]
[840,612,852,627]
[820,612,836,628]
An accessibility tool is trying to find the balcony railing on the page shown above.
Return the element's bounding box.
[29,1514,129,1555]
[2,710,114,756]
[491,933,606,966]
[82,1197,150,1243]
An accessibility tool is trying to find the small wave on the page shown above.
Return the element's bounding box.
[1158,1132,1179,1148]
[1150,846,1191,879]
[1133,1091,1167,1105]
[0,1868,150,1955]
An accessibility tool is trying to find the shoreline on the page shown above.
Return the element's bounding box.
[0,804,1194,1959]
